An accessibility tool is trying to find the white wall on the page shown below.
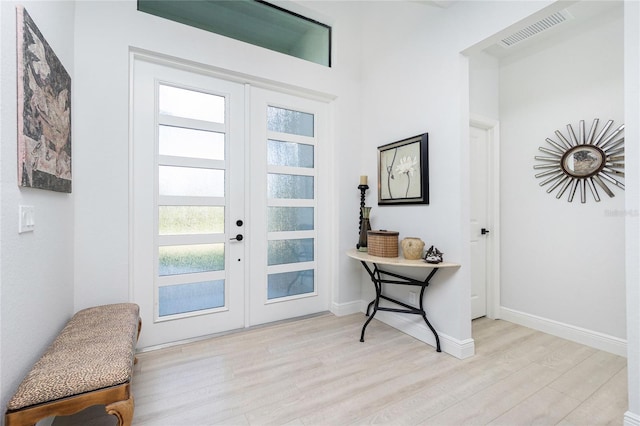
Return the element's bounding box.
[72,1,365,311]
[1,0,638,421]
[357,0,552,357]
[0,0,75,417]
[70,0,559,360]
[499,4,626,347]
[469,52,500,119]
[624,0,640,422]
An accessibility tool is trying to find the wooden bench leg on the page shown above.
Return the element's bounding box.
[105,394,134,426]
[134,317,142,366]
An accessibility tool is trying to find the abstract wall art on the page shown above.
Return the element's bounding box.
[17,6,72,193]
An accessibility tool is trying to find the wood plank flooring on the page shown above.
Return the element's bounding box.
[53,314,627,425]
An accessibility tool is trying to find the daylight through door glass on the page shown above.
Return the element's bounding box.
[266,106,317,300]
[156,84,227,318]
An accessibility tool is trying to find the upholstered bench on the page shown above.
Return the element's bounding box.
[5,303,141,426]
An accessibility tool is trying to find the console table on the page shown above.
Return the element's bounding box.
[347,248,460,352]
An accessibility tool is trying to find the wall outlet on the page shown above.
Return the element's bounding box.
[409,291,418,305]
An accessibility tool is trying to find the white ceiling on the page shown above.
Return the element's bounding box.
[412,0,457,8]
[437,0,624,59]
[483,1,622,59]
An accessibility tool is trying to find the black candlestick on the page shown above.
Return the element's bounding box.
[357,184,369,246]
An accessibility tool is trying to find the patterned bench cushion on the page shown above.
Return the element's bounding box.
[7,303,140,411]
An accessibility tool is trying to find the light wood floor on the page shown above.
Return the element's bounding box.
[53,313,628,425]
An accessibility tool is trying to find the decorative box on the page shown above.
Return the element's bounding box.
[367,230,399,257]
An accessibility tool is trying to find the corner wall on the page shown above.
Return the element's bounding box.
[357,0,552,358]
[0,0,75,416]
[499,4,626,354]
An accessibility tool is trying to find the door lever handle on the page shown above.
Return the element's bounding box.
[230,234,244,241]
[481,228,490,235]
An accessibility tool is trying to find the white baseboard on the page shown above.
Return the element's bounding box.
[374,311,475,359]
[624,411,640,426]
[358,300,474,359]
[330,300,362,316]
[500,307,627,357]
[342,301,625,359]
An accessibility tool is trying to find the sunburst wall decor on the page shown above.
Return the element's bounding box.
[534,119,624,203]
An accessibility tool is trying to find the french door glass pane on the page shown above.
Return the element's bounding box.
[267,269,314,300]
[159,243,225,276]
[159,125,225,160]
[267,174,313,199]
[268,238,314,265]
[159,85,225,123]
[159,279,225,317]
[267,106,314,136]
[267,140,314,168]
[159,206,224,235]
[159,166,224,197]
[267,207,313,232]
[264,101,318,306]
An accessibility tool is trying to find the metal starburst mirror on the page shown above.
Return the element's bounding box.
[534,119,624,203]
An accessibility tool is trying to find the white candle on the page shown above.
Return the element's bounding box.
[360,175,368,185]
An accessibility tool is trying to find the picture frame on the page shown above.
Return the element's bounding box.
[378,133,429,205]
[17,6,72,193]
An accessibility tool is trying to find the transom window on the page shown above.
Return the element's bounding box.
[138,0,332,67]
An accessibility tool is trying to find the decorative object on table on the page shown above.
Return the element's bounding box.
[17,6,72,193]
[534,118,624,203]
[401,237,425,260]
[367,230,399,258]
[357,175,369,240]
[378,133,429,205]
[357,207,372,252]
[424,245,443,264]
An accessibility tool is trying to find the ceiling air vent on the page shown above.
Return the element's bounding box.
[499,10,573,48]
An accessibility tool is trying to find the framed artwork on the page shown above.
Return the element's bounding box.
[17,6,72,193]
[378,133,429,205]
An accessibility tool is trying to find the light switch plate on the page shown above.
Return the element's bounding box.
[19,205,35,233]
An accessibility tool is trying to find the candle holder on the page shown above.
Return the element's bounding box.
[358,206,372,251]
[357,184,369,249]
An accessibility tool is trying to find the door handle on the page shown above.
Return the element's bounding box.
[481,228,490,235]
[230,234,244,241]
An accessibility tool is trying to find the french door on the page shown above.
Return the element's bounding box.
[131,56,328,348]
[131,58,245,348]
[249,88,329,325]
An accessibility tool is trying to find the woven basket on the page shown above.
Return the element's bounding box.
[367,230,399,257]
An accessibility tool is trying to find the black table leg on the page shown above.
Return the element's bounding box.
[419,284,441,352]
[360,262,382,342]
[358,261,442,352]
[365,299,375,317]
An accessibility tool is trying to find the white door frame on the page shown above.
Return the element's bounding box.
[470,114,501,319]
[129,50,336,347]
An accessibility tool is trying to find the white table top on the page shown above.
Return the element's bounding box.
[347,248,460,269]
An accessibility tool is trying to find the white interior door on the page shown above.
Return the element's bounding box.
[470,124,489,319]
[248,87,329,325]
[131,57,245,348]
